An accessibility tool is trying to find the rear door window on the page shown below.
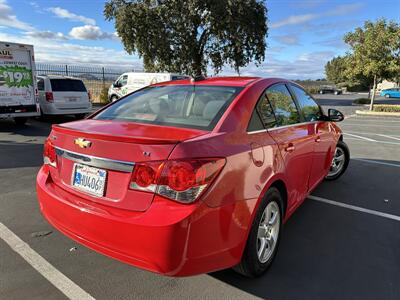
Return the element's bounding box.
[290,84,322,122]
[255,93,277,129]
[265,84,300,126]
[50,79,87,92]
[94,85,243,130]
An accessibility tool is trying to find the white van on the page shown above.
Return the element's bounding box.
[108,72,189,101]
[0,41,39,125]
[37,75,92,118]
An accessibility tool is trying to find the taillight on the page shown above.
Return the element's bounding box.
[129,158,225,203]
[130,161,164,192]
[43,138,56,167]
[45,92,54,102]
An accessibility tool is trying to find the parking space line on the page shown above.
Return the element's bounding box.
[378,134,400,141]
[352,158,400,168]
[308,196,400,222]
[0,222,95,300]
[343,133,376,142]
[344,131,400,138]
[341,123,400,128]
[342,134,400,146]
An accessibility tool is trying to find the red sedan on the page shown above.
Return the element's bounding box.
[37,77,349,277]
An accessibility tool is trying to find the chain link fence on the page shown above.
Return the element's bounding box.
[36,64,143,103]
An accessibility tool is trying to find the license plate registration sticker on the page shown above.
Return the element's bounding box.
[72,163,107,197]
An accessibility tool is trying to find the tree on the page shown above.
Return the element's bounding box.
[344,19,400,110]
[104,0,268,77]
[325,55,350,84]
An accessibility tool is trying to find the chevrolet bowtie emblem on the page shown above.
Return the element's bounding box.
[74,138,92,149]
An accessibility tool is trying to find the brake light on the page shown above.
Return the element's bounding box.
[130,161,164,192]
[45,92,54,102]
[129,158,225,203]
[43,138,56,167]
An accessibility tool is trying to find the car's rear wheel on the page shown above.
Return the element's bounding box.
[110,95,118,102]
[14,117,28,125]
[325,140,350,180]
[385,94,390,98]
[233,187,283,277]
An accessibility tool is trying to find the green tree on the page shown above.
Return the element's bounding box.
[325,55,349,84]
[104,0,268,77]
[344,19,400,110]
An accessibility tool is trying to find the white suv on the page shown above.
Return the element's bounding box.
[37,75,92,118]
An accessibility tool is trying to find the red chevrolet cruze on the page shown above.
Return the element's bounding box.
[37,77,349,277]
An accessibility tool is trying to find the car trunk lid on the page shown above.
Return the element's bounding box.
[48,119,208,211]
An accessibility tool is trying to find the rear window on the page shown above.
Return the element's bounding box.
[50,79,87,92]
[94,85,243,130]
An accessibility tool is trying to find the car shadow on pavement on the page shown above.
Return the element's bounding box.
[0,141,43,169]
[0,119,50,137]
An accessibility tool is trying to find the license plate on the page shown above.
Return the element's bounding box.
[72,164,107,197]
[66,97,78,102]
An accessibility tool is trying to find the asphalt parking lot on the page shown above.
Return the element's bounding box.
[1,95,399,300]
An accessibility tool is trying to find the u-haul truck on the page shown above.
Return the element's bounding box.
[0,41,39,125]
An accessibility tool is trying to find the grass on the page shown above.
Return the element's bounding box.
[373,104,400,113]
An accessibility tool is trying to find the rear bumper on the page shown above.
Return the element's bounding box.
[40,104,92,115]
[36,166,251,276]
[0,104,39,118]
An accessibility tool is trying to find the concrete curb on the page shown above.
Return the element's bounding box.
[355,110,400,117]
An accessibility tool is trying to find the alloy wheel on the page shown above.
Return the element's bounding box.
[328,147,345,177]
[257,201,280,263]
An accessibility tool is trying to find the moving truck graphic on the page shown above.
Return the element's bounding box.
[0,41,39,125]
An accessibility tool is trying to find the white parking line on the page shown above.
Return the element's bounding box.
[352,158,400,168]
[0,222,95,300]
[378,134,400,141]
[341,123,400,128]
[344,131,400,138]
[343,133,376,142]
[343,134,400,146]
[308,196,400,222]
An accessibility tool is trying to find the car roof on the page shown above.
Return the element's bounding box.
[153,76,262,87]
[37,75,82,80]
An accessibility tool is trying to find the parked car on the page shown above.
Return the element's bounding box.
[318,85,342,95]
[37,75,92,118]
[37,77,349,277]
[108,72,189,101]
[380,88,400,98]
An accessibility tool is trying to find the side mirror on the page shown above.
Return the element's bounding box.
[328,108,344,122]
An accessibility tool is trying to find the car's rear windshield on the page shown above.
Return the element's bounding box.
[94,85,243,130]
[50,79,87,92]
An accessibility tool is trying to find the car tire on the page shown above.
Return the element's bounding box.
[325,140,350,181]
[233,187,283,278]
[334,91,338,95]
[14,117,28,125]
[385,94,390,98]
[319,90,323,94]
[110,95,118,102]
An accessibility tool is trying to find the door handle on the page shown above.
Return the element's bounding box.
[285,143,295,152]
[315,136,321,143]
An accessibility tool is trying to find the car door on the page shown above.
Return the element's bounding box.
[259,83,315,211]
[289,84,333,190]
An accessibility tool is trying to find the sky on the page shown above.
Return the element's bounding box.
[0,0,399,79]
